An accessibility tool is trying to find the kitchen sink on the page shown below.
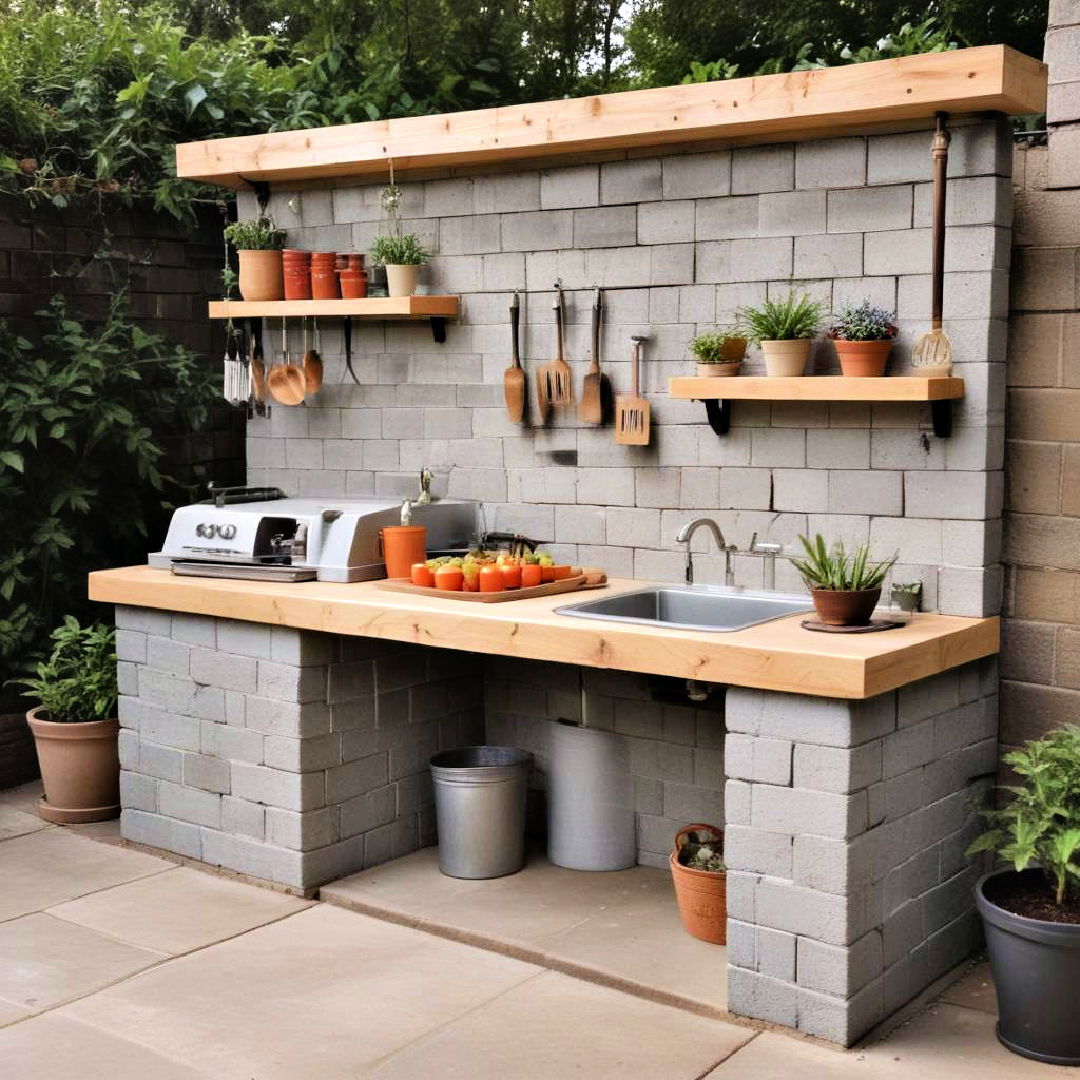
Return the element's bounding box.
[555,584,813,633]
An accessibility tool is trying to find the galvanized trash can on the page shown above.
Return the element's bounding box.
[429,746,531,879]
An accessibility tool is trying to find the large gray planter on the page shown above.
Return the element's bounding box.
[976,868,1080,1066]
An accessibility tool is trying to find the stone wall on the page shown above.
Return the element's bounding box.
[239,119,1012,618]
[1001,0,1080,754]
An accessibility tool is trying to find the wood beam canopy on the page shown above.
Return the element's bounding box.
[175,46,1047,190]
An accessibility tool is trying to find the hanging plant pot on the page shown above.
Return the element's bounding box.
[760,339,812,377]
[834,339,892,378]
[237,250,284,302]
[385,264,419,297]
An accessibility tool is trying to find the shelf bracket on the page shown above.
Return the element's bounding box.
[240,177,272,215]
[930,400,953,438]
[702,398,731,437]
[430,316,447,344]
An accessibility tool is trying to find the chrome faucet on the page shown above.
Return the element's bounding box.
[675,517,736,586]
[748,533,785,591]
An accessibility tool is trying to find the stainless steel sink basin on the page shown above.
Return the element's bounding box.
[555,584,813,633]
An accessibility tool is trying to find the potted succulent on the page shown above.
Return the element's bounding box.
[791,533,897,626]
[223,217,286,302]
[967,727,1080,1065]
[670,824,727,944]
[690,329,748,377]
[740,290,824,377]
[828,300,898,377]
[11,619,120,823]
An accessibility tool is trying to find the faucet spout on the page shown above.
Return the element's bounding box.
[675,517,734,586]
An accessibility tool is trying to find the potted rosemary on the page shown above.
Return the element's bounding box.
[968,726,1080,1065]
[827,300,898,377]
[690,329,748,377]
[223,217,286,302]
[740,290,824,377]
[791,534,897,626]
[11,619,120,823]
[372,181,430,297]
[670,824,727,944]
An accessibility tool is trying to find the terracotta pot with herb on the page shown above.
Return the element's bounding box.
[740,291,824,377]
[670,824,727,944]
[11,618,119,823]
[828,300,898,377]
[690,329,747,378]
[968,727,1080,1065]
[791,533,897,626]
[223,217,286,302]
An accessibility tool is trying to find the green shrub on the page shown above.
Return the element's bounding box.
[690,329,747,363]
[790,534,896,592]
[739,291,824,343]
[9,618,116,723]
[828,301,898,342]
[968,727,1080,908]
[224,218,286,251]
[371,233,429,266]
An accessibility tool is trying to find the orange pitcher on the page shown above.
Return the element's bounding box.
[381,525,427,579]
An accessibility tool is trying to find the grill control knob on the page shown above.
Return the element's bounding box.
[219,524,237,540]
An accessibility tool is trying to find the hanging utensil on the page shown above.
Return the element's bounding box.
[911,112,953,378]
[343,314,360,385]
[223,321,236,405]
[249,317,266,406]
[615,334,651,446]
[304,315,324,395]
[503,291,526,423]
[268,316,306,405]
[579,287,604,424]
[551,283,573,404]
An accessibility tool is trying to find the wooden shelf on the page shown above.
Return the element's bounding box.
[207,296,458,320]
[669,376,965,438]
[175,46,1046,189]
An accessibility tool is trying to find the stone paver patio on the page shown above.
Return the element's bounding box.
[0,781,1070,1079]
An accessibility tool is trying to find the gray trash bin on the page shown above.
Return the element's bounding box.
[430,746,531,879]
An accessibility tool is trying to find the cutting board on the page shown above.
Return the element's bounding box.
[376,575,602,603]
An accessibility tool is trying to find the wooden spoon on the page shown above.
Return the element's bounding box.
[579,287,603,424]
[303,316,324,395]
[268,316,306,406]
[249,318,266,404]
[503,292,525,423]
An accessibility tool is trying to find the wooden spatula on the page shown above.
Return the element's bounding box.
[579,287,603,424]
[303,316,324,394]
[539,283,574,406]
[615,334,650,445]
[249,318,266,405]
[504,291,525,422]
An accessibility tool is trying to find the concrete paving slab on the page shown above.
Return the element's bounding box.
[938,961,997,1014]
[0,802,50,842]
[0,996,32,1026]
[48,866,312,955]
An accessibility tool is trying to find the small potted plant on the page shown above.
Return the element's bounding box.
[967,727,1080,1065]
[11,619,120,823]
[670,824,727,944]
[223,217,286,302]
[371,233,429,297]
[690,329,748,377]
[791,533,897,626]
[828,300,898,377]
[740,290,824,377]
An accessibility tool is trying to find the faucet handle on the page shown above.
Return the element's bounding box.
[749,533,783,555]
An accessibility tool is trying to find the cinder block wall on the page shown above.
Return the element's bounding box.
[1000,1,1080,755]
[239,119,1012,617]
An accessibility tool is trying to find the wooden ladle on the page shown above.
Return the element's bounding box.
[268,316,306,406]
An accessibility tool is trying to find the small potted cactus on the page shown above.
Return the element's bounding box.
[827,300,898,377]
[690,329,748,377]
[670,824,727,944]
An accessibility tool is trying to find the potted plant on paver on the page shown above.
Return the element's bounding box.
[740,290,824,377]
[968,727,1080,1066]
[827,300,898,378]
[670,824,727,944]
[791,533,897,626]
[12,618,120,824]
[690,329,748,378]
[223,217,286,302]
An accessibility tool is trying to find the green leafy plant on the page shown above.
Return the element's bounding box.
[968,727,1080,908]
[739,291,824,343]
[828,301,898,342]
[223,218,286,251]
[791,534,897,592]
[9,618,117,723]
[371,233,429,266]
[690,329,747,363]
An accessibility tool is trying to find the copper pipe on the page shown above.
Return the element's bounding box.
[930,111,951,331]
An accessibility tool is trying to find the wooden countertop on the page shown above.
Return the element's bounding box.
[89,567,998,700]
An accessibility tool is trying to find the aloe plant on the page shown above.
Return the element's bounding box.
[790,534,896,592]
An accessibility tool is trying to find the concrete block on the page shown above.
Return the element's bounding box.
[913,176,1011,228]
[600,159,661,204]
[636,200,694,245]
[791,831,875,895]
[266,806,338,851]
[938,565,1002,618]
[792,742,882,794]
[270,628,337,668]
[117,663,138,697]
[573,205,637,249]
[827,186,913,232]
[423,177,473,217]
[138,670,225,724]
[724,733,792,784]
[732,145,794,194]
[540,165,598,209]
[662,782,723,823]
[120,770,158,812]
[182,752,231,794]
[157,779,221,828]
[265,733,343,773]
[705,236,794,283]
[726,688,896,749]
[340,784,397,839]
[147,636,190,675]
[245,697,331,739]
[717,467,771,510]
[138,706,202,754]
[231,763,325,812]
[727,967,798,1028]
[751,785,867,841]
[115,630,147,664]
[325,752,390,804]
[474,173,540,214]
[797,931,883,996]
[750,428,805,467]
[115,606,171,636]
[200,828,305,888]
[758,191,826,236]
[773,469,829,513]
[828,470,903,516]
[257,661,326,704]
[217,621,274,659]
[221,795,265,840]
[328,660,375,704]
[796,138,867,189]
[724,779,752,826]
[190,648,257,694]
[636,813,689,855]
[501,210,573,251]
[723,824,793,878]
[882,719,937,779]
[121,809,201,860]
[794,233,863,279]
[754,877,857,945]
[662,151,731,199]
[695,196,760,240]
[438,214,501,255]
[905,471,1001,520]
[797,978,884,1045]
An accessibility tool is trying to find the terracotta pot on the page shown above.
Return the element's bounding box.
[237,249,284,302]
[26,707,120,823]
[811,587,881,626]
[283,252,312,301]
[670,824,727,945]
[338,270,368,299]
[311,264,339,300]
[760,338,812,377]
[347,253,366,270]
[696,362,741,378]
[385,264,419,297]
[835,339,892,378]
[381,525,427,579]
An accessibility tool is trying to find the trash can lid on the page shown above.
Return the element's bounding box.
[430,745,531,771]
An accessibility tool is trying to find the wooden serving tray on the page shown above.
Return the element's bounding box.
[377,575,596,603]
